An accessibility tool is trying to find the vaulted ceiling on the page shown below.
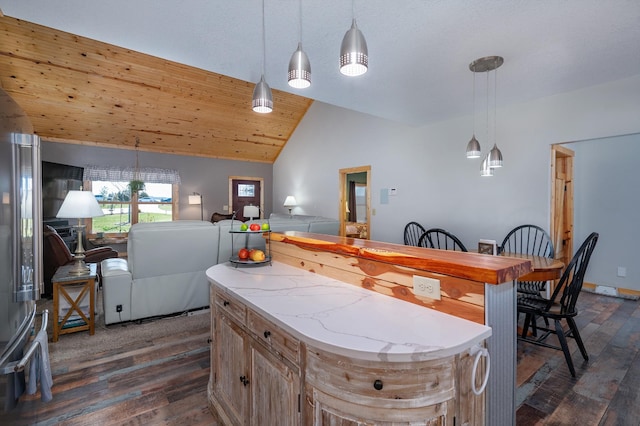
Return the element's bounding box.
[0,16,313,163]
[1,2,639,163]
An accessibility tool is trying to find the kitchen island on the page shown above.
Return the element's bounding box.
[207,261,491,425]
[208,232,531,425]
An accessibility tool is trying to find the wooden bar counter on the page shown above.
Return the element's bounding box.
[209,232,532,425]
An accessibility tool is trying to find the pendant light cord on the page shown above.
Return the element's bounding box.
[472,69,476,135]
[494,58,498,147]
[298,0,302,43]
[261,0,266,76]
[485,69,490,148]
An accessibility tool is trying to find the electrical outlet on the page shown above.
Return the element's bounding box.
[617,266,627,277]
[413,276,441,300]
[116,304,122,313]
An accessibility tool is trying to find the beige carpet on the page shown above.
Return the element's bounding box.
[37,289,210,364]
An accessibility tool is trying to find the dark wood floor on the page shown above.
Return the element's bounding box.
[2,290,638,425]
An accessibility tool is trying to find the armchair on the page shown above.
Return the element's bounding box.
[42,225,118,297]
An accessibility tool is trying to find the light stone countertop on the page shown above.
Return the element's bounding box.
[207,261,492,362]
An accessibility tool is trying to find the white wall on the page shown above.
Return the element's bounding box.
[274,74,640,290]
[566,134,640,291]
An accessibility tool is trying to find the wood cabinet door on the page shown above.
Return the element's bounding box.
[250,342,300,426]
[214,314,249,424]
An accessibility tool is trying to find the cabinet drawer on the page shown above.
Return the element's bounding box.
[214,288,246,325]
[306,349,455,408]
[248,310,299,364]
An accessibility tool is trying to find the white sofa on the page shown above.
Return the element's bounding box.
[101,215,339,324]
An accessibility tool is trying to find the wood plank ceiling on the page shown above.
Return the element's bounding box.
[0,16,313,163]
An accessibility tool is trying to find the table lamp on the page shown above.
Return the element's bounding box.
[283,196,297,217]
[56,190,104,275]
[243,205,259,221]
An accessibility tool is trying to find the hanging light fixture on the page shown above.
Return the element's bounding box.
[339,0,368,77]
[288,0,311,88]
[252,0,273,113]
[480,154,494,177]
[488,59,503,168]
[465,66,481,158]
[468,56,504,174]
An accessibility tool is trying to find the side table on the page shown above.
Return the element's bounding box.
[52,263,97,342]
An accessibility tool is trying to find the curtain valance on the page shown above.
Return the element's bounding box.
[83,165,181,184]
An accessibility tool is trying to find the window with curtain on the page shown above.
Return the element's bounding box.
[83,165,181,235]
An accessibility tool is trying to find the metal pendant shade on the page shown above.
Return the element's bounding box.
[466,135,481,158]
[288,45,311,89]
[488,143,503,168]
[252,75,273,113]
[288,0,311,89]
[340,19,368,76]
[252,0,273,113]
[480,154,494,177]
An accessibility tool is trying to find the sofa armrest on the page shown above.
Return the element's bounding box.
[101,258,132,324]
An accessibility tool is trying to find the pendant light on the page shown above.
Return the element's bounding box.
[468,56,504,174]
[488,59,503,168]
[288,0,311,88]
[466,67,481,158]
[339,0,368,77]
[252,0,273,113]
[480,153,494,177]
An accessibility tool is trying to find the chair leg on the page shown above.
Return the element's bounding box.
[567,317,589,361]
[522,313,531,338]
[554,319,576,377]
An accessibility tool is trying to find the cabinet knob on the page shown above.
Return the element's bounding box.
[373,379,383,390]
[263,330,271,339]
[240,375,249,386]
[223,300,230,306]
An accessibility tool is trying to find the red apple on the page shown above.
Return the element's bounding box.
[238,248,249,260]
[249,223,260,231]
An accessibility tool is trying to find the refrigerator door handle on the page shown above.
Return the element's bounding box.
[0,309,48,374]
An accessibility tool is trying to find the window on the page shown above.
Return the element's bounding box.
[238,184,255,197]
[83,165,181,236]
[85,181,177,235]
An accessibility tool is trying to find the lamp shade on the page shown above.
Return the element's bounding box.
[283,196,297,207]
[466,135,481,158]
[339,19,368,76]
[243,205,260,219]
[252,75,273,113]
[56,190,104,219]
[288,42,311,88]
[188,194,202,205]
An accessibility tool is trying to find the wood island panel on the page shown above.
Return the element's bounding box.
[270,231,531,325]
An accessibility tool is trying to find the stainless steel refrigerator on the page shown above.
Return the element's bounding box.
[0,87,46,412]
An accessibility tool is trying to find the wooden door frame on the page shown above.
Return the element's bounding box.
[228,176,265,219]
[339,166,371,238]
[550,144,574,266]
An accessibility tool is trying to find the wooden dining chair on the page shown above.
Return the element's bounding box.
[403,221,426,246]
[501,224,555,295]
[418,228,468,252]
[517,232,598,377]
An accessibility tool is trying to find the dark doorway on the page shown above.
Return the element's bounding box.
[231,178,262,221]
